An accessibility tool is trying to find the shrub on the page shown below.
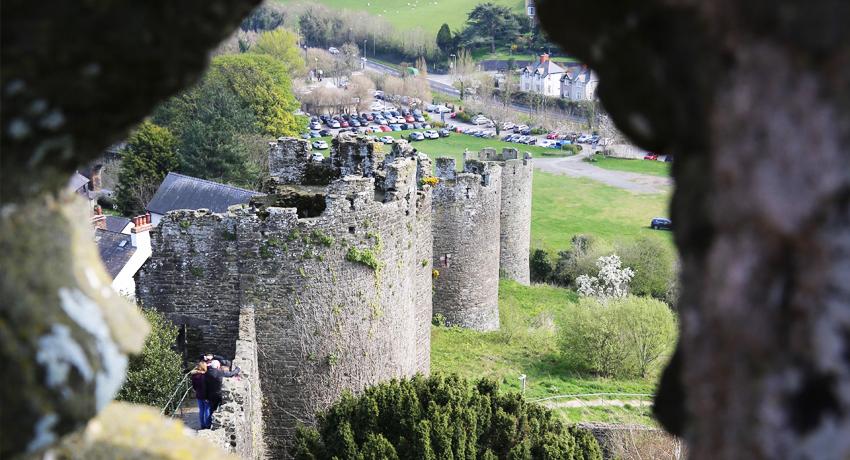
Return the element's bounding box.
[454,111,472,123]
[116,308,185,409]
[561,143,580,155]
[293,374,603,460]
[529,249,554,283]
[550,234,607,287]
[559,296,677,378]
[615,237,676,301]
[575,254,635,300]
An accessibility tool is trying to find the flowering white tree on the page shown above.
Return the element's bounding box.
[576,254,635,300]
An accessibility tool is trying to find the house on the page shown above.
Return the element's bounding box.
[520,54,565,98]
[92,208,152,297]
[146,172,261,226]
[561,67,599,101]
[524,0,536,21]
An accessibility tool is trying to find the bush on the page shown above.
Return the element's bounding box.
[550,235,607,287]
[454,111,472,123]
[615,237,676,301]
[561,143,580,155]
[529,249,554,283]
[559,296,677,378]
[293,374,602,460]
[116,308,185,409]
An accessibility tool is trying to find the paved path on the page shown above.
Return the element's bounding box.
[534,148,672,194]
[541,398,653,409]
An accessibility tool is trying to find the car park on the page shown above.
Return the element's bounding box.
[408,131,425,141]
[650,217,673,230]
[312,140,328,149]
[380,136,394,144]
[424,130,439,139]
[310,152,324,162]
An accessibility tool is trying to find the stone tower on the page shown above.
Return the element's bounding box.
[431,157,502,331]
[465,147,533,285]
[137,135,432,457]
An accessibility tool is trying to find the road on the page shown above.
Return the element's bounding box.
[534,147,672,194]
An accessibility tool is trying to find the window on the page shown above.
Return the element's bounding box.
[440,253,452,268]
[527,6,535,16]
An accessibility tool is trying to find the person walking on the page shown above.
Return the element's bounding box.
[190,361,211,429]
[204,360,241,418]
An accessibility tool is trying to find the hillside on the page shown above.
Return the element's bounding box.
[275,0,525,35]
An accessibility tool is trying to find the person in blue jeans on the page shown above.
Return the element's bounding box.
[190,361,211,429]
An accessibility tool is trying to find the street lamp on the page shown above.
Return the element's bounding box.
[449,53,456,71]
[363,39,367,58]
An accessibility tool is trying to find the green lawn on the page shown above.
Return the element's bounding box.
[531,172,672,253]
[431,280,658,425]
[276,0,524,33]
[589,156,671,177]
[473,50,578,63]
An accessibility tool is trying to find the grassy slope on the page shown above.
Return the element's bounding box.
[431,280,658,424]
[590,156,671,177]
[531,172,672,253]
[276,0,523,34]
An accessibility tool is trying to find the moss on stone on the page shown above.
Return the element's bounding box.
[346,247,383,271]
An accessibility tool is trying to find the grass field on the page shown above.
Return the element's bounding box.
[589,156,671,177]
[276,0,524,34]
[431,280,658,425]
[473,50,577,63]
[531,172,672,253]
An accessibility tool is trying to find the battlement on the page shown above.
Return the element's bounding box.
[465,147,533,164]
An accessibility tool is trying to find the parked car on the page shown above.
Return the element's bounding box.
[650,217,673,230]
[435,105,451,113]
[424,130,440,139]
[449,112,457,118]
[309,131,321,138]
[403,123,414,130]
[350,119,361,127]
[380,136,395,144]
[519,128,532,135]
[644,154,659,161]
[309,122,321,130]
[438,128,451,137]
[330,120,341,128]
[502,122,516,130]
[319,129,331,136]
[310,152,324,162]
[537,139,556,148]
[576,134,590,143]
[312,140,329,149]
[425,104,438,112]
[422,123,431,129]
[300,132,310,139]
[409,131,425,141]
[328,47,339,54]
[413,122,423,129]
[390,124,402,132]
[513,124,529,133]
[546,132,559,140]
[414,115,425,122]
[404,115,415,123]
[378,125,391,132]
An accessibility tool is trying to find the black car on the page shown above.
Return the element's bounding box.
[650,217,673,230]
[319,129,331,136]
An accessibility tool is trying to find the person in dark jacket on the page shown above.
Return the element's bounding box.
[204,360,240,417]
[202,353,232,370]
[190,361,211,429]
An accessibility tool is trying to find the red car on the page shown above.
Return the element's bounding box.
[449,112,457,118]
[644,154,658,161]
[378,124,391,132]
[340,121,350,128]
[404,115,415,123]
[546,132,559,140]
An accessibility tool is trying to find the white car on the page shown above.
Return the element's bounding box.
[380,136,395,144]
[310,152,324,162]
[424,130,440,139]
[328,47,339,55]
[502,122,516,130]
[425,104,438,112]
[408,131,425,141]
[472,115,491,125]
[537,139,555,148]
[435,105,452,113]
[330,120,341,128]
[312,140,329,150]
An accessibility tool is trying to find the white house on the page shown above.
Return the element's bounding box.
[560,67,599,101]
[520,54,565,98]
[93,210,152,298]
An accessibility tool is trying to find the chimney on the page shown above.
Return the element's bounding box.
[88,164,103,192]
[540,53,549,64]
[91,205,106,230]
[130,213,153,251]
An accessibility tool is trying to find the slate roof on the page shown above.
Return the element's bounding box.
[67,172,90,192]
[146,172,260,215]
[105,215,131,234]
[523,59,566,77]
[95,229,136,278]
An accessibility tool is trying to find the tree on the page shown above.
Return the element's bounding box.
[293,374,602,459]
[616,237,677,301]
[576,254,636,300]
[115,121,178,215]
[253,28,306,76]
[240,3,287,32]
[451,48,475,100]
[340,42,361,73]
[415,56,428,78]
[559,295,677,378]
[116,308,184,409]
[463,3,523,53]
[348,75,375,112]
[436,23,453,55]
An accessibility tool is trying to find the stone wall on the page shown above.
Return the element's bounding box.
[431,158,502,331]
[138,138,432,457]
[465,148,533,285]
[204,307,266,459]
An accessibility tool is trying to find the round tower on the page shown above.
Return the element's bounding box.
[465,147,533,284]
[431,157,502,331]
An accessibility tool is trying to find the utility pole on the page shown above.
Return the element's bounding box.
[363,39,367,58]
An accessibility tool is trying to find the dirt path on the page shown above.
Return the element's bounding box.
[535,149,673,194]
[541,398,654,409]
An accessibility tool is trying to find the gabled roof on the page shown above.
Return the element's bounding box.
[523,59,565,77]
[561,67,597,83]
[105,215,132,234]
[67,172,90,192]
[95,229,136,278]
[146,172,260,215]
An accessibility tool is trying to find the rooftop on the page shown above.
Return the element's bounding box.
[94,229,136,278]
[146,172,261,215]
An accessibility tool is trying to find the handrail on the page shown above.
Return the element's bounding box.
[528,392,653,403]
[161,371,192,415]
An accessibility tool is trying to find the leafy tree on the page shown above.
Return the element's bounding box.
[462,3,524,53]
[240,3,286,32]
[299,9,331,48]
[294,374,602,459]
[253,28,307,76]
[575,254,635,300]
[559,296,677,378]
[436,23,454,55]
[115,120,178,215]
[530,249,554,283]
[209,53,304,137]
[615,237,677,301]
[116,308,184,409]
